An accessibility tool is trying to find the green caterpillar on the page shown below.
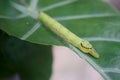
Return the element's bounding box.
[38,11,99,58]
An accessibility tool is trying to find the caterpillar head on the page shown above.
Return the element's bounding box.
[80,40,99,58]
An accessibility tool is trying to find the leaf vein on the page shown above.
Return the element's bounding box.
[55,13,116,21]
[84,37,120,42]
[41,0,78,11]
[21,22,41,40]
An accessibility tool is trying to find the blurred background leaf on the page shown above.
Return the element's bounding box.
[0,30,52,80]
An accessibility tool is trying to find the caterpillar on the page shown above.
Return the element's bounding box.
[38,11,99,58]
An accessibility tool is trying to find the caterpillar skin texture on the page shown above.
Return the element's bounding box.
[38,11,99,58]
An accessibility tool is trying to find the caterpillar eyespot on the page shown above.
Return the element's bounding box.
[80,40,99,58]
[38,11,99,58]
[81,41,93,49]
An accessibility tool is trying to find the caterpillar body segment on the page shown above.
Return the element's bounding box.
[38,11,99,58]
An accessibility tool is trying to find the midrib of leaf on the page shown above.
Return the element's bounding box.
[30,0,38,9]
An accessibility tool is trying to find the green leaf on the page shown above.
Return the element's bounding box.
[0,30,52,79]
[0,0,120,80]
